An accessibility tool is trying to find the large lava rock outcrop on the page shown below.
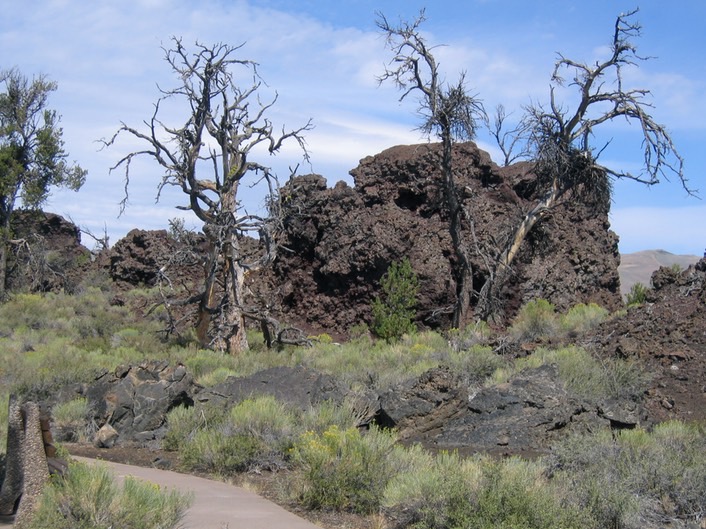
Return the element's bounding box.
[270,142,621,335]
[596,258,706,423]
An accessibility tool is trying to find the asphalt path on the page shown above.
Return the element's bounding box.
[1,457,321,529]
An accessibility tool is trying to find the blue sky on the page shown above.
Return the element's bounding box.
[2,0,704,254]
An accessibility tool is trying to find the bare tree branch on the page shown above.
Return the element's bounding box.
[377,10,486,328]
[101,38,312,353]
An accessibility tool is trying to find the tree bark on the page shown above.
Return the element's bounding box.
[477,183,558,319]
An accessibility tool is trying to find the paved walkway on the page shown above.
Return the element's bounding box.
[1,458,322,528]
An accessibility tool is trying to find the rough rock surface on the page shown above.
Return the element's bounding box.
[376,364,642,456]
[85,361,196,444]
[595,258,706,423]
[7,210,92,293]
[106,228,204,289]
[270,142,621,335]
[196,366,348,411]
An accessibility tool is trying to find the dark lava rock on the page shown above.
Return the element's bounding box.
[196,365,349,411]
[377,366,468,439]
[85,361,196,444]
[378,364,642,455]
[7,210,92,293]
[269,142,621,336]
[595,258,706,423]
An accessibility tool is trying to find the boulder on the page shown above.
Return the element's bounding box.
[377,366,468,439]
[85,361,196,445]
[196,365,348,411]
[378,364,642,455]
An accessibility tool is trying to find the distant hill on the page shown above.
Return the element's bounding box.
[619,249,701,297]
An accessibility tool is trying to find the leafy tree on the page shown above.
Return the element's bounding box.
[104,39,312,354]
[0,68,86,298]
[377,10,485,328]
[372,258,419,342]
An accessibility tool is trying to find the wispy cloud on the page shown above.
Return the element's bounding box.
[2,0,704,255]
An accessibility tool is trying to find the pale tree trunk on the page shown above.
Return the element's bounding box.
[477,182,559,319]
[195,241,218,348]
[223,229,248,354]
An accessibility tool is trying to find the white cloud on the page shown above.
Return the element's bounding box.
[3,0,703,254]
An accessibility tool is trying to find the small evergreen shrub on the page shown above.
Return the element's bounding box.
[372,259,419,342]
[26,461,191,529]
[626,282,649,306]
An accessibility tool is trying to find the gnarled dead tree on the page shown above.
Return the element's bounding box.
[104,38,312,354]
[377,9,486,328]
[476,9,695,319]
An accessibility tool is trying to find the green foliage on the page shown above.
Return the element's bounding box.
[290,425,400,514]
[0,69,86,297]
[559,303,609,334]
[52,397,90,442]
[384,450,590,529]
[626,282,649,306]
[195,366,238,387]
[26,461,191,529]
[0,391,8,456]
[0,288,172,395]
[176,396,299,474]
[552,422,706,528]
[492,346,649,402]
[509,298,557,341]
[445,321,492,352]
[372,258,419,342]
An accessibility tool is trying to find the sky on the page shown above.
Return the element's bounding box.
[2,0,704,255]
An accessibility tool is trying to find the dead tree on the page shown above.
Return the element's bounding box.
[486,104,532,167]
[377,10,485,328]
[476,9,695,319]
[104,38,312,354]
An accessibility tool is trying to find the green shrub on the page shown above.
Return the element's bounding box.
[52,397,90,442]
[181,428,263,474]
[372,258,419,342]
[384,451,590,529]
[552,422,706,528]
[195,367,238,387]
[178,396,298,473]
[383,448,481,529]
[509,299,557,342]
[162,405,217,452]
[26,461,191,529]
[491,346,649,402]
[560,303,609,334]
[290,425,399,514]
[0,392,8,456]
[445,321,492,352]
[625,282,649,306]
